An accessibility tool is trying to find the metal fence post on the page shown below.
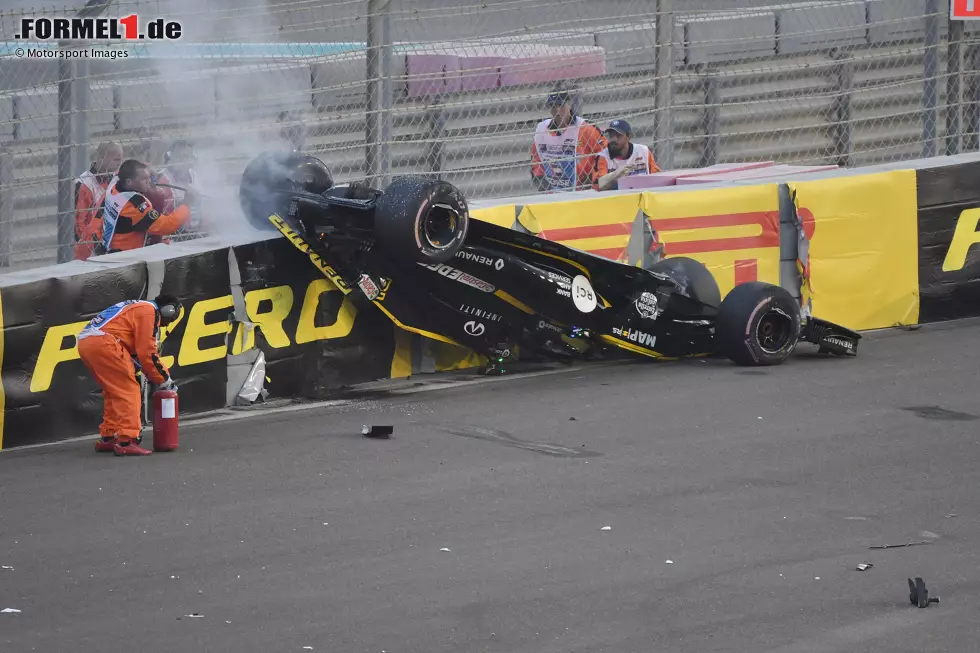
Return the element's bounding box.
[73,57,90,178]
[654,0,675,170]
[968,43,980,152]
[425,98,447,179]
[0,148,12,268]
[366,0,393,188]
[947,19,964,155]
[57,56,76,264]
[699,65,719,168]
[831,49,854,168]
[922,0,940,159]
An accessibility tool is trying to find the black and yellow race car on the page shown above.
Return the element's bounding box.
[237,151,860,371]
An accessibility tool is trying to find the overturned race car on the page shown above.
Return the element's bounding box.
[238,151,861,373]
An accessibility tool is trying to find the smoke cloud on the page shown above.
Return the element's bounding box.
[135,0,327,241]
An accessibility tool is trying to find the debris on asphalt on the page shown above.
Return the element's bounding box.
[946,514,957,518]
[909,576,940,608]
[844,516,869,521]
[303,648,314,650]
[362,425,393,439]
[439,548,451,552]
[600,526,611,531]
[178,613,204,619]
[1,566,13,570]
[920,531,941,540]
[665,560,674,564]
[856,563,874,571]
[1,608,21,613]
[870,541,933,550]
[569,417,577,421]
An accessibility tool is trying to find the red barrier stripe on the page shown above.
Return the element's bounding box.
[587,246,628,260]
[541,222,632,241]
[734,259,758,284]
[650,211,780,232]
[659,236,777,255]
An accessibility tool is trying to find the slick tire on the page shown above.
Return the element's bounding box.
[716,281,801,366]
[373,176,469,265]
[648,256,721,309]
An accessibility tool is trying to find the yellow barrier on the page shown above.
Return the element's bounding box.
[787,171,919,331]
[642,184,782,298]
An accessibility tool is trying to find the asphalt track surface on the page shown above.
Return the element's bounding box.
[3,320,980,653]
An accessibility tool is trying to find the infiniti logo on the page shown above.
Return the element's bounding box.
[464,320,486,336]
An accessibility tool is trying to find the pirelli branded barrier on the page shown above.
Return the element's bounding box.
[3,152,980,449]
[914,161,980,322]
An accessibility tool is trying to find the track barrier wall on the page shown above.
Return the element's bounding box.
[1,152,979,450]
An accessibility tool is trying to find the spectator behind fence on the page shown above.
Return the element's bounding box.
[530,83,606,193]
[594,119,660,191]
[74,141,123,260]
[93,159,195,255]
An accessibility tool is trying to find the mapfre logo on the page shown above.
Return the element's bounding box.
[942,208,980,272]
[15,15,183,41]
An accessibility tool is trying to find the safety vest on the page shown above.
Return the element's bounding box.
[532,116,586,192]
[78,299,157,341]
[76,170,108,209]
[599,143,655,177]
[99,177,151,253]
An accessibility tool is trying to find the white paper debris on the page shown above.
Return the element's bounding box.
[665,560,674,564]
[184,613,204,618]
[2,608,22,613]
[815,577,821,580]
[600,526,611,531]
[439,548,451,552]
[1,566,13,570]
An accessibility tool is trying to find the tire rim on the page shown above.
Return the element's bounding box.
[421,203,460,250]
[755,308,794,354]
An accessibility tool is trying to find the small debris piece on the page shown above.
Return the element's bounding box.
[569,417,577,421]
[665,560,674,564]
[856,563,874,571]
[870,541,933,550]
[1,566,13,570]
[362,425,393,439]
[1,608,21,613]
[439,548,451,552]
[600,526,611,531]
[908,577,940,608]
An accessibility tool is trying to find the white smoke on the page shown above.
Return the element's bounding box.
[135,0,336,240]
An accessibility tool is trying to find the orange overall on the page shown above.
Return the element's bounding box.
[77,301,171,442]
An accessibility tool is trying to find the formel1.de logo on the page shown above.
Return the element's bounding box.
[15,15,182,40]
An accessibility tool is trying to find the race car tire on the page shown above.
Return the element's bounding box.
[648,256,721,308]
[373,176,469,265]
[715,281,801,366]
[239,151,335,232]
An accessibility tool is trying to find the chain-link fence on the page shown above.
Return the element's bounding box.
[0,0,978,272]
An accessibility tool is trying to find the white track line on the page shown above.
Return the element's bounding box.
[6,316,979,455]
[0,362,616,454]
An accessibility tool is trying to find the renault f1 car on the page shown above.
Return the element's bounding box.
[238,152,861,371]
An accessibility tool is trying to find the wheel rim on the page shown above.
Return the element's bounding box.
[421,203,460,250]
[755,308,793,354]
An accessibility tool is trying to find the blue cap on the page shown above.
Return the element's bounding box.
[605,119,632,136]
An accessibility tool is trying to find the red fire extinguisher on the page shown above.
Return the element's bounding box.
[152,388,180,452]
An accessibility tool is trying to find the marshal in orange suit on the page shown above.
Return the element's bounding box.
[77,295,183,456]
